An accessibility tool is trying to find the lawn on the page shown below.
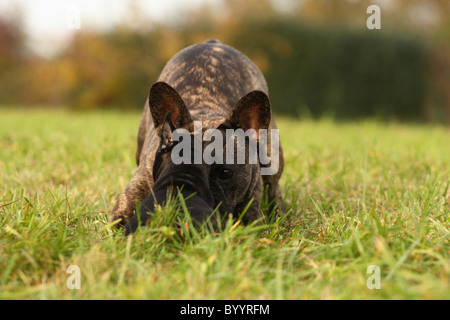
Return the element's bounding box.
[0,108,448,299]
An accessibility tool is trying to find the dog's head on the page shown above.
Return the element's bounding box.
[148,81,272,223]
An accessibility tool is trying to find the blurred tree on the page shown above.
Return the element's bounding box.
[0,0,448,123]
[296,0,369,27]
[0,10,25,66]
[0,10,27,105]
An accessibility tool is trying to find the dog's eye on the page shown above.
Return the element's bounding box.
[218,168,233,180]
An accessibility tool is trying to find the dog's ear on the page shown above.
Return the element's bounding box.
[149,82,193,129]
[225,91,271,138]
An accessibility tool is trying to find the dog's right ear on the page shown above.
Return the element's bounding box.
[149,82,193,129]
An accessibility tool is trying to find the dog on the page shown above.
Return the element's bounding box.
[124,112,215,235]
[111,39,284,232]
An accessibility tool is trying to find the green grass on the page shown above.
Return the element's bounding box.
[0,108,449,299]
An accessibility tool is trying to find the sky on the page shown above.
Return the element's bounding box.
[0,0,216,56]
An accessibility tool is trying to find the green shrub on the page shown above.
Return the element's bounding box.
[231,20,427,120]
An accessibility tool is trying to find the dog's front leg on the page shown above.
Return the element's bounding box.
[110,166,153,227]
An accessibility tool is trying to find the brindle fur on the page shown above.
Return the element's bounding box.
[110,39,284,227]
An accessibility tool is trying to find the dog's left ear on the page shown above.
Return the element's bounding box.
[225,91,271,139]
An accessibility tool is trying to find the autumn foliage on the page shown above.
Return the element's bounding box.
[0,0,449,123]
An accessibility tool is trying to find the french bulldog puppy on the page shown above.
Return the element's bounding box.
[111,39,284,232]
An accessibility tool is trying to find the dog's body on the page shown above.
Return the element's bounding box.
[111,39,284,231]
